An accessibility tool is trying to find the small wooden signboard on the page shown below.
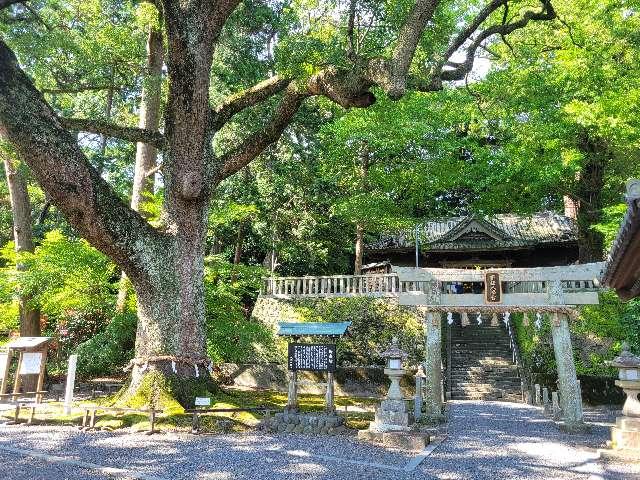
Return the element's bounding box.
[485,272,502,304]
[1,337,51,402]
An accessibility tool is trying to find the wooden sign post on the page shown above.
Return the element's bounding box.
[0,350,10,395]
[277,322,351,415]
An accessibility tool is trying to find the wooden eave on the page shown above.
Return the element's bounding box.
[367,239,577,255]
[602,181,640,300]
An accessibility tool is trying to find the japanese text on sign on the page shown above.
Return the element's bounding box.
[485,272,502,304]
[288,343,336,372]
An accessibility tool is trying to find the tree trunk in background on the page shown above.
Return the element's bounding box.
[233,222,245,265]
[575,132,607,263]
[353,141,369,275]
[2,155,40,338]
[116,27,164,312]
[354,223,364,275]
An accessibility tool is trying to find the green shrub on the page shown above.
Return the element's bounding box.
[204,255,278,364]
[75,311,137,378]
[514,291,640,376]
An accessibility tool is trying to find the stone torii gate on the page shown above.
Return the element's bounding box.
[261,262,604,432]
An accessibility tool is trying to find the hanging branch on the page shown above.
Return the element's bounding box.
[61,117,166,149]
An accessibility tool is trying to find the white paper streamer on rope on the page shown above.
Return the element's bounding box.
[142,361,149,372]
[535,312,543,330]
[207,362,213,375]
[447,312,453,325]
[195,364,200,378]
[171,360,177,374]
[476,312,482,325]
[503,311,510,327]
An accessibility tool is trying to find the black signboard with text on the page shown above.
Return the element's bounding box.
[288,343,336,372]
[485,271,502,303]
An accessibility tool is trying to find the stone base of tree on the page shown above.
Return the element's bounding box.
[259,411,349,435]
[419,413,447,424]
[357,430,430,451]
[114,369,217,410]
[556,420,591,434]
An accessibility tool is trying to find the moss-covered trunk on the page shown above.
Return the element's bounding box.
[124,228,211,401]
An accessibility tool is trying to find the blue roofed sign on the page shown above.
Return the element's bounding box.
[277,321,351,337]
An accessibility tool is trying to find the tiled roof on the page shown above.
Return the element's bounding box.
[367,211,577,252]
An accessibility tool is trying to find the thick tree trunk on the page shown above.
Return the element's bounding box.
[116,27,164,312]
[574,132,606,263]
[2,155,40,337]
[121,2,233,393]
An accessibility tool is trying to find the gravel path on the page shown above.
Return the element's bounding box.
[0,401,638,479]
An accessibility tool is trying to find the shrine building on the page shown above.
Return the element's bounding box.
[363,211,578,271]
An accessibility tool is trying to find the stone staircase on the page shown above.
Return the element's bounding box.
[448,322,523,402]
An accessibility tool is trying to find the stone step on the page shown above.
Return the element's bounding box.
[450,376,520,381]
[452,383,521,390]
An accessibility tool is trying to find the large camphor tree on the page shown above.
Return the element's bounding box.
[0,0,556,400]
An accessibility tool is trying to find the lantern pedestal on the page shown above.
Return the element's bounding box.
[599,344,640,462]
[608,380,640,455]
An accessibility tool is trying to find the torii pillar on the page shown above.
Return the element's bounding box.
[547,279,588,433]
[419,307,445,422]
[550,312,587,432]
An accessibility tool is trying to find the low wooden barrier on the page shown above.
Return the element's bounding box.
[80,406,162,434]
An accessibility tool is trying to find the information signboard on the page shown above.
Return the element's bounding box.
[288,343,336,372]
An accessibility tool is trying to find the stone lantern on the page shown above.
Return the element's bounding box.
[601,343,640,460]
[382,337,408,401]
[358,338,429,450]
[370,337,410,431]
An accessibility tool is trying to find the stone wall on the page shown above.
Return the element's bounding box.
[219,363,417,398]
[249,296,425,367]
[250,297,306,327]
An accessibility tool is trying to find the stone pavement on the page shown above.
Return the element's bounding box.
[0,400,638,479]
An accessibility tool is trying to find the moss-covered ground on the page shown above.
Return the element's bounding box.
[0,387,377,433]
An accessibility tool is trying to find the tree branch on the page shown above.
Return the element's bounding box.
[61,117,165,149]
[387,0,440,98]
[438,0,556,83]
[218,85,308,180]
[0,40,163,282]
[210,76,291,130]
[346,0,357,61]
[40,83,123,94]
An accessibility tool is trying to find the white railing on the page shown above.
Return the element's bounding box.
[262,274,399,297]
[260,271,601,300]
